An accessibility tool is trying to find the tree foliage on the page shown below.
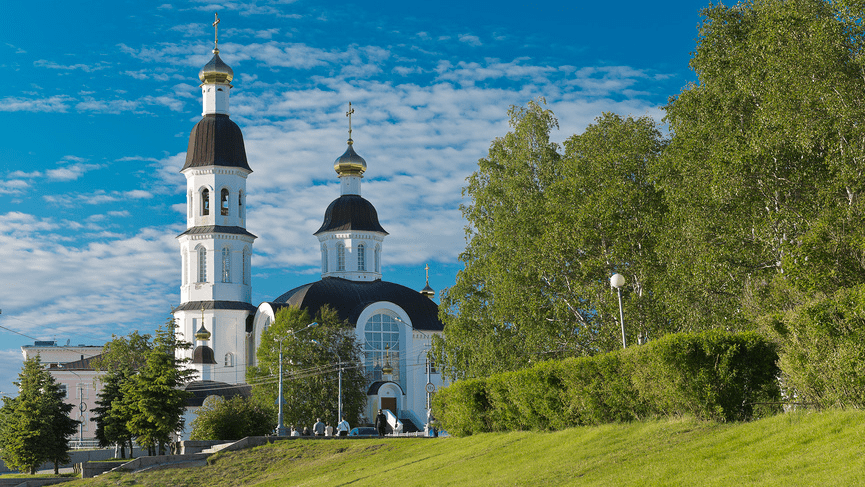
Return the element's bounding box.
[91,331,153,458]
[0,356,78,475]
[190,395,274,440]
[658,0,865,329]
[247,305,366,429]
[434,101,667,379]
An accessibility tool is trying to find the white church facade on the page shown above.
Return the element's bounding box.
[172,31,447,433]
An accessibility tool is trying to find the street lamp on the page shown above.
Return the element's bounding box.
[275,321,318,436]
[310,339,342,426]
[610,273,626,349]
[59,364,87,448]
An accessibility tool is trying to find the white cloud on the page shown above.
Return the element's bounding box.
[459,34,482,46]
[46,163,101,181]
[0,95,72,113]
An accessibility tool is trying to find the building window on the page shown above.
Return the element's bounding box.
[238,191,244,219]
[201,189,210,216]
[321,244,328,273]
[375,245,381,273]
[363,314,401,384]
[358,244,365,271]
[221,188,230,216]
[242,248,250,285]
[337,243,345,271]
[222,247,231,283]
[225,353,234,367]
[197,245,207,283]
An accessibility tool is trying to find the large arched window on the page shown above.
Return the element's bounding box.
[337,243,345,271]
[363,314,401,384]
[201,189,210,216]
[222,247,231,283]
[357,244,365,271]
[197,245,207,283]
[321,244,328,273]
[221,188,230,216]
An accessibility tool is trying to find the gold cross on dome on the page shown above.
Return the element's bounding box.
[213,12,220,51]
[425,263,430,282]
[346,102,354,139]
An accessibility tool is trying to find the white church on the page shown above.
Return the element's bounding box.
[172,29,447,433]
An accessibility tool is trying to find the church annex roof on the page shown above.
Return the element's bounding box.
[183,380,252,407]
[314,194,388,235]
[173,300,258,313]
[182,114,251,171]
[269,277,443,332]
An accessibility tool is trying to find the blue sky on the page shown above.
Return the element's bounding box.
[0,0,708,396]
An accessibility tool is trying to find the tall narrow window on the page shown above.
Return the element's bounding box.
[222,247,231,282]
[221,188,230,216]
[375,245,381,273]
[197,246,207,282]
[238,191,244,219]
[201,189,210,216]
[337,243,345,271]
[358,243,366,271]
[321,244,328,273]
[242,248,250,285]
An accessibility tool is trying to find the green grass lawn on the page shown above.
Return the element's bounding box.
[69,410,865,486]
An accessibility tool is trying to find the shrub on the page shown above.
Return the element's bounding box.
[433,331,781,435]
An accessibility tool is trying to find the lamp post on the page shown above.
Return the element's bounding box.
[610,273,627,349]
[59,364,86,448]
[311,339,342,426]
[275,321,318,436]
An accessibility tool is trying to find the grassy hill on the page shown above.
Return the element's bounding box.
[71,410,865,486]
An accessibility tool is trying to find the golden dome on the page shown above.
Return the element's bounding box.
[194,324,212,341]
[199,50,234,84]
[333,140,367,176]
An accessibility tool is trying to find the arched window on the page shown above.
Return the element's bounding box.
[375,245,381,273]
[321,244,328,273]
[222,247,231,283]
[364,314,401,384]
[197,245,207,282]
[337,243,345,271]
[221,188,230,216]
[242,248,250,285]
[201,189,210,216]
[224,352,234,367]
[358,244,365,271]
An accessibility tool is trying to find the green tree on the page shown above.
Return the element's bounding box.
[190,395,274,440]
[434,102,667,379]
[658,0,865,328]
[91,331,153,458]
[124,319,193,455]
[247,305,366,430]
[0,356,78,475]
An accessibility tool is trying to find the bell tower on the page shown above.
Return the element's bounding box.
[174,14,257,384]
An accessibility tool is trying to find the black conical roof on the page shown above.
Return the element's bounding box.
[314,194,387,235]
[182,114,251,171]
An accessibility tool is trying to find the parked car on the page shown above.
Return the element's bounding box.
[349,427,379,437]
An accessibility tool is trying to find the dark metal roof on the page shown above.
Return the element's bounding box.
[268,277,443,332]
[177,225,257,239]
[182,114,251,171]
[48,353,104,371]
[367,380,404,396]
[173,300,258,313]
[192,345,217,365]
[183,380,252,407]
[313,195,388,235]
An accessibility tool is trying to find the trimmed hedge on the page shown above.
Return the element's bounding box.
[433,331,780,436]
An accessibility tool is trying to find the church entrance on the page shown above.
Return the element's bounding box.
[381,397,397,415]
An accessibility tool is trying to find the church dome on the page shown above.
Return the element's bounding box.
[314,194,387,235]
[199,50,234,84]
[192,345,217,365]
[270,277,444,332]
[182,114,251,171]
[334,141,367,176]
